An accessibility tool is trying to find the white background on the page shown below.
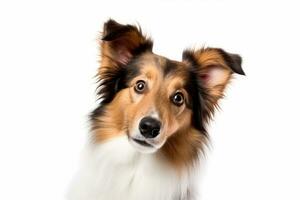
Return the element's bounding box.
[1,0,300,199]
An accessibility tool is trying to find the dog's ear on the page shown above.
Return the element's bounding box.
[100,19,153,66]
[97,20,153,104]
[183,47,245,112]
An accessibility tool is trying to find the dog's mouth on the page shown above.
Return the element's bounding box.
[127,127,165,153]
[128,136,158,153]
[132,138,153,147]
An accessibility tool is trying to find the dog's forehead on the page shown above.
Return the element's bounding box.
[131,53,188,79]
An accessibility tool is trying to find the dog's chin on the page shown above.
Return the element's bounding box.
[128,137,163,154]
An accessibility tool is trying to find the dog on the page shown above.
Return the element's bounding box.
[67,19,245,200]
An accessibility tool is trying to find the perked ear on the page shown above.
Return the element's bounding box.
[100,19,153,66]
[97,19,153,104]
[183,48,245,102]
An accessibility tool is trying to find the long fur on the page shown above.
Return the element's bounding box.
[67,19,244,200]
[67,136,199,200]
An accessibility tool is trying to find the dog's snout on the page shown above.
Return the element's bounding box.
[139,117,161,138]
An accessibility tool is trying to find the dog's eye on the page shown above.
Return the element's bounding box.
[134,80,146,93]
[171,92,184,106]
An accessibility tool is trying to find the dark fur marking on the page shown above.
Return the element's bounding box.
[163,59,179,76]
[185,69,208,136]
[183,48,245,75]
[102,19,153,55]
[215,48,245,75]
[125,58,142,85]
[182,50,201,69]
[132,41,153,55]
[96,66,126,104]
[90,104,106,127]
[102,19,135,41]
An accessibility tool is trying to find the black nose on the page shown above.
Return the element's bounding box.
[139,117,161,138]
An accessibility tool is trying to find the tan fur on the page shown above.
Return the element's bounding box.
[93,20,243,172]
[161,127,206,171]
[93,54,206,170]
[92,90,131,142]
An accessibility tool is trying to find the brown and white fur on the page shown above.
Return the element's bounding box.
[67,19,245,200]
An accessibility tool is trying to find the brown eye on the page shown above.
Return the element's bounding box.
[172,92,184,106]
[134,80,146,93]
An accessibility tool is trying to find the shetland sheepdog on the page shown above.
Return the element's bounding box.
[67,19,245,200]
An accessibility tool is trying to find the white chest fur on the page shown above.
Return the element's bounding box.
[67,136,199,200]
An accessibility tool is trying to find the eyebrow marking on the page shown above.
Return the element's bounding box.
[164,59,178,76]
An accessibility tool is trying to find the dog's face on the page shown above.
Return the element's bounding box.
[91,20,245,156]
[122,53,197,153]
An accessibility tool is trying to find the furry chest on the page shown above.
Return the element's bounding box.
[68,136,195,200]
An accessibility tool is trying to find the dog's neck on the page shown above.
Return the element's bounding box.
[68,135,200,200]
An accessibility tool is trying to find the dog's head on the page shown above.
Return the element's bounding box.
[91,20,244,156]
